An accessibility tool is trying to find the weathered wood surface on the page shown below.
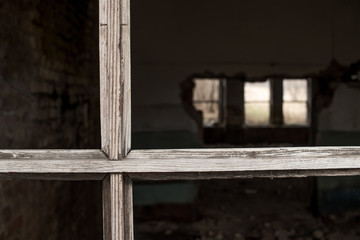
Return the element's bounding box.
[0,150,107,179]
[103,174,133,240]
[0,173,106,181]
[0,149,106,160]
[99,0,109,157]
[99,0,131,160]
[126,147,360,173]
[1,148,360,179]
[129,169,360,181]
[99,0,132,238]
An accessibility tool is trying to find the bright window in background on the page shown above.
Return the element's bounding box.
[283,79,308,125]
[244,80,270,125]
[193,79,225,127]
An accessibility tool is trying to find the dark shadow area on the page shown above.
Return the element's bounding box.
[0,0,100,149]
[0,180,102,239]
[0,1,102,239]
[131,0,360,148]
[134,178,360,240]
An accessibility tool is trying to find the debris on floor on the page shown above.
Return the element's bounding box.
[134,179,360,240]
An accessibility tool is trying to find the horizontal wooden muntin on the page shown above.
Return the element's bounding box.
[0,147,360,180]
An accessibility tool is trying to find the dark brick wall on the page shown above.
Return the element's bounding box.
[0,0,102,239]
[0,0,100,148]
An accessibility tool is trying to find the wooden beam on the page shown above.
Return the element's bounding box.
[0,149,106,160]
[99,0,131,160]
[0,173,105,181]
[129,169,360,181]
[1,148,360,180]
[99,0,132,238]
[125,147,360,174]
[99,0,109,157]
[103,174,133,240]
[0,150,108,179]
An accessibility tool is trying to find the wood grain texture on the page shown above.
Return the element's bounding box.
[125,147,360,173]
[1,148,360,179]
[99,0,131,160]
[0,149,106,160]
[129,169,360,181]
[99,0,109,156]
[103,174,133,240]
[0,173,105,181]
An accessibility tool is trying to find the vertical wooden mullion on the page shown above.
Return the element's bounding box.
[100,0,131,160]
[100,0,132,238]
[308,78,315,145]
[226,79,244,127]
[123,175,133,240]
[99,0,109,155]
[103,174,133,240]
[121,0,131,157]
[270,78,283,125]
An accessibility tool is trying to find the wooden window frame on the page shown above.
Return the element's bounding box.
[0,0,359,239]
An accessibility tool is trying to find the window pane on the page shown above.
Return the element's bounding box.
[193,79,221,127]
[283,79,309,125]
[193,102,220,127]
[283,79,308,102]
[245,81,270,102]
[244,81,270,125]
[245,102,270,125]
[283,102,308,125]
[193,79,220,102]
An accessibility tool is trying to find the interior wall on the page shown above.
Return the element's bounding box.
[131,0,360,134]
[318,84,360,133]
[0,1,101,239]
[0,0,100,148]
